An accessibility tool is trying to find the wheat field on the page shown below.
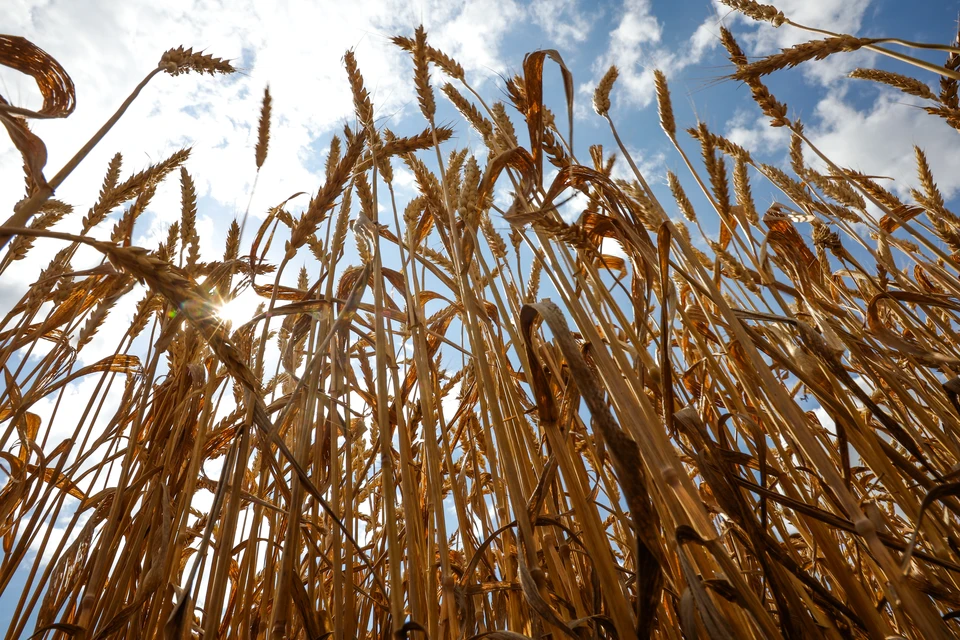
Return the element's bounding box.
[3,1,960,638]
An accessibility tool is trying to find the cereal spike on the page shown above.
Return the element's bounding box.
[413,26,436,121]
[159,46,235,76]
[593,65,618,117]
[255,86,272,170]
[653,70,675,138]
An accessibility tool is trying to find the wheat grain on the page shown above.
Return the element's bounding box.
[390,36,465,80]
[720,0,786,26]
[491,102,518,149]
[413,26,435,122]
[442,84,493,144]
[255,86,271,170]
[850,68,937,100]
[720,28,790,127]
[667,171,696,222]
[733,158,759,225]
[653,69,675,138]
[687,125,753,162]
[344,50,374,137]
[159,46,235,76]
[736,36,873,81]
[4,19,960,640]
[179,168,199,269]
[593,65,618,117]
[83,148,190,233]
[699,123,732,219]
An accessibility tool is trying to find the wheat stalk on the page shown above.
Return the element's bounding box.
[2,16,960,640]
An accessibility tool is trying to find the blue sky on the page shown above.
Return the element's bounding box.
[1,0,960,631]
[2,0,958,310]
[0,0,957,238]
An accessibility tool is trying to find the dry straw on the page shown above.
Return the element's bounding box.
[4,5,960,640]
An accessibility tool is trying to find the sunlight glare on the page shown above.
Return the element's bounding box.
[216,289,262,327]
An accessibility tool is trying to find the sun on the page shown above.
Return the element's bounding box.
[216,289,263,327]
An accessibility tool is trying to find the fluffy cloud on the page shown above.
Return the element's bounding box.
[725,108,791,155]
[729,0,876,84]
[738,0,873,53]
[721,80,960,222]
[808,90,960,199]
[716,1,960,210]
[585,0,665,108]
[0,0,526,307]
[0,0,523,222]
[529,0,593,44]
[583,0,727,109]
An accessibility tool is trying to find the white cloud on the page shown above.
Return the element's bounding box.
[813,406,835,433]
[559,190,590,222]
[28,503,88,564]
[0,0,529,325]
[601,236,627,258]
[809,91,960,199]
[28,372,126,456]
[0,0,524,242]
[689,18,721,62]
[725,108,790,155]
[529,0,593,44]
[589,0,665,108]
[737,0,872,53]
[729,0,876,84]
[441,380,462,424]
[611,146,665,184]
[721,69,960,209]
[426,1,524,76]
[583,0,725,110]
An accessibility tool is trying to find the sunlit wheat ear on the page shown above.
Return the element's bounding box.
[733,158,759,225]
[593,65,618,117]
[324,135,341,181]
[158,46,235,76]
[6,200,71,262]
[720,0,786,26]
[849,68,937,100]
[179,167,199,269]
[223,218,240,261]
[458,156,481,230]
[720,26,789,127]
[442,84,493,145]
[914,145,947,210]
[788,123,806,176]
[84,149,191,234]
[667,171,697,223]
[344,50,375,138]
[700,125,732,219]
[736,36,873,81]
[443,147,467,199]
[412,25,436,121]
[653,69,675,138]
[491,102,518,148]
[506,73,528,113]
[255,86,271,170]
[288,133,363,253]
[402,154,445,217]
[390,35,465,80]
[382,125,454,156]
[6,13,960,640]
[688,126,752,162]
